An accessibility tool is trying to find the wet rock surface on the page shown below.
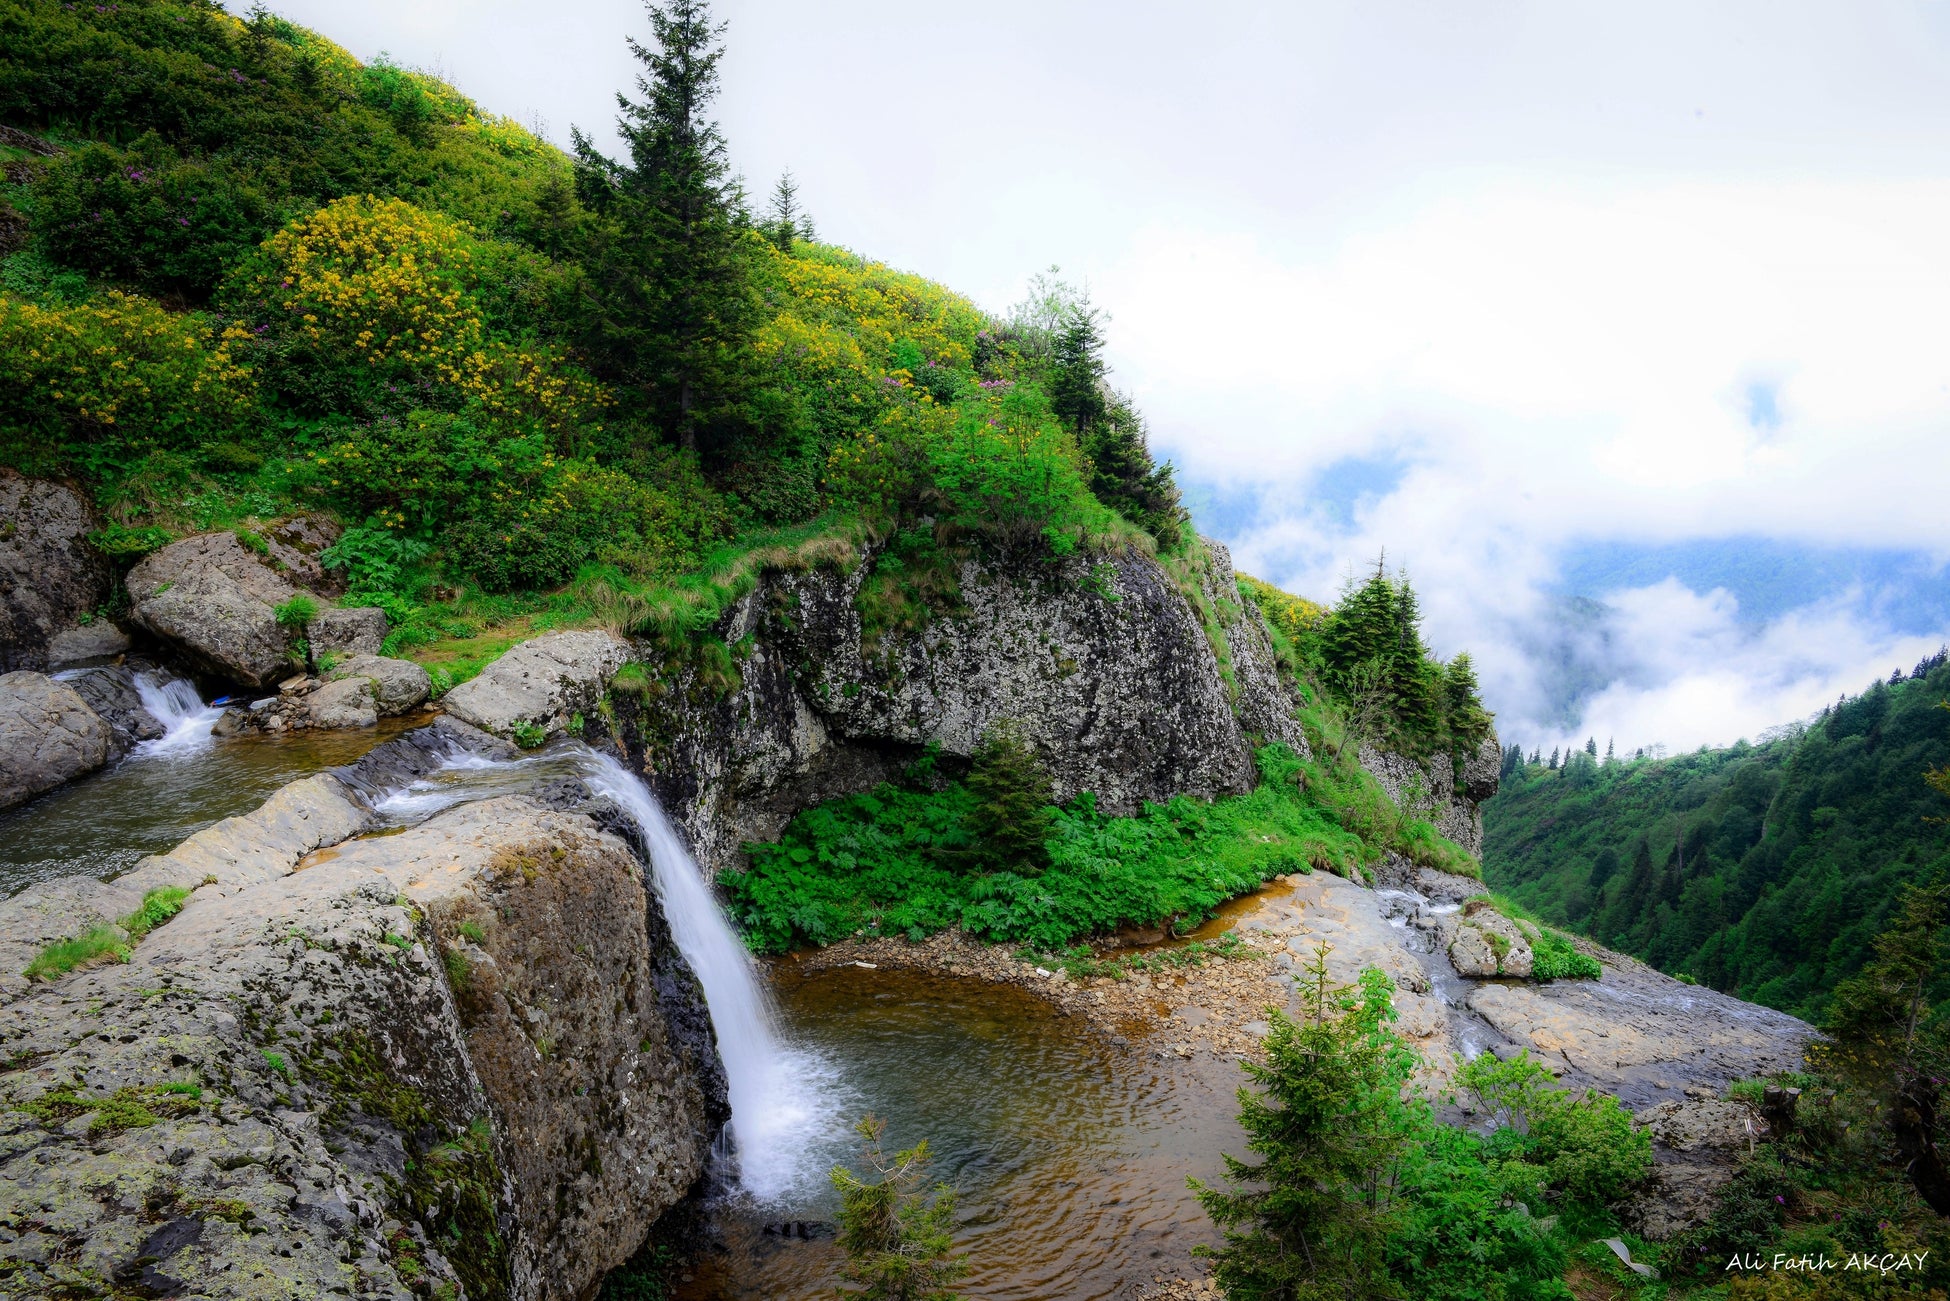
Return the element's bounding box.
[60,662,165,759]
[0,670,111,810]
[126,534,307,688]
[45,622,130,668]
[0,730,723,1301]
[0,472,112,674]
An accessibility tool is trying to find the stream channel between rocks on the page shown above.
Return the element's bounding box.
[0,698,1255,1299]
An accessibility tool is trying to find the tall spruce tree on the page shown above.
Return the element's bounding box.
[1192,950,1416,1300]
[1048,302,1110,436]
[572,0,755,453]
[960,722,1055,874]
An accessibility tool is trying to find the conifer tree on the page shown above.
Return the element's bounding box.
[763,169,812,251]
[1048,300,1110,439]
[831,1115,968,1300]
[961,722,1055,874]
[572,0,756,453]
[1081,397,1184,548]
[1824,873,1950,1213]
[1192,949,1415,1299]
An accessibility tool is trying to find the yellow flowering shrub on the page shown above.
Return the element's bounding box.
[0,291,255,445]
[239,195,603,436]
[754,242,987,432]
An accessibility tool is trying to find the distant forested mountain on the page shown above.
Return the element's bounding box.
[1482,651,1950,1020]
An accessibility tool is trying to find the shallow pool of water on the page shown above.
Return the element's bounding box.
[0,715,418,896]
[677,966,1245,1301]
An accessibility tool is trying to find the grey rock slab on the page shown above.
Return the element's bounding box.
[126,534,303,688]
[327,654,430,715]
[46,622,130,667]
[441,630,630,740]
[308,605,386,659]
[0,670,111,810]
[0,472,112,674]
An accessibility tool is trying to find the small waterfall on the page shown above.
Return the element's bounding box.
[578,751,847,1203]
[133,673,225,757]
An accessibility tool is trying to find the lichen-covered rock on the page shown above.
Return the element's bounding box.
[1623,1099,1758,1240]
[1359,732,1502,857]
[126,533,305,687]
[442,630,630,740]
[305,675,378,729]
[0,471,112,673]
[606,540,1308,877]
[1448,905,1535,978]
[0,670,111,809]
[309,604,387,659]
[0,745,722,1300]
[328,653,430,715]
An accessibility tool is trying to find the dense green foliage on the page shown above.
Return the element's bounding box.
[0,0,1184,627]
[1483,653,1950,1019]
[725,744,1373,953]
[1193,952,1649,1301]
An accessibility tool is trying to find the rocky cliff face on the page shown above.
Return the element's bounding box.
[0,471,112,674]
[0,724,724,1301]
[610,540,1312,877]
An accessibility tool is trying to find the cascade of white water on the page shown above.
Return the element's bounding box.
[576,750,847,1202]
[133,674,225,757]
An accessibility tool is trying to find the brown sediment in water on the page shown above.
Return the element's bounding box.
[674,964,1247,1301]
[673,881,1328,1300]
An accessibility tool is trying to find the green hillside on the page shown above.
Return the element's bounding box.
[1483,651,1950,1019]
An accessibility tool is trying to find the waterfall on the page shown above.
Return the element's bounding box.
[578,751,846,1203]
[133,673,225,757]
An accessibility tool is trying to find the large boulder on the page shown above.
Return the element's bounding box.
[309,605,387,659]
[0,745,723,1301]
[126,533,304,688]
[442,630,631,741]
[305,675,379,729]
[0,671,111,809]
[328,653,431,715]
[0,472,112,673]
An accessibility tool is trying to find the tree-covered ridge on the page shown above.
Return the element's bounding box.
[0,0,1184,626]
[1483,651,1950,1020]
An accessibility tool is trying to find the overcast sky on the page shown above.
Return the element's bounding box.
[237,0,1950,753]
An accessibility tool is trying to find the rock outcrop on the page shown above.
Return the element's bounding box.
[0,472,112,673]
[1359,734,1502,857]
[598,539,1307,876]
[0,670,111,809]
[442,630,631,742]
[0,727,725,1300]
[45,622,130,668]
[126,533,306,688]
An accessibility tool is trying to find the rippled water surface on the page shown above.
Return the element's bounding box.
[677,966,1245,1301]
[0,717,417,895]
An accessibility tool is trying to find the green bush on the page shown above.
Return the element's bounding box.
[1530,928,1603,981]
[725,744,1361,953]
[274,594,318,628]
[955,723,1054,875]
